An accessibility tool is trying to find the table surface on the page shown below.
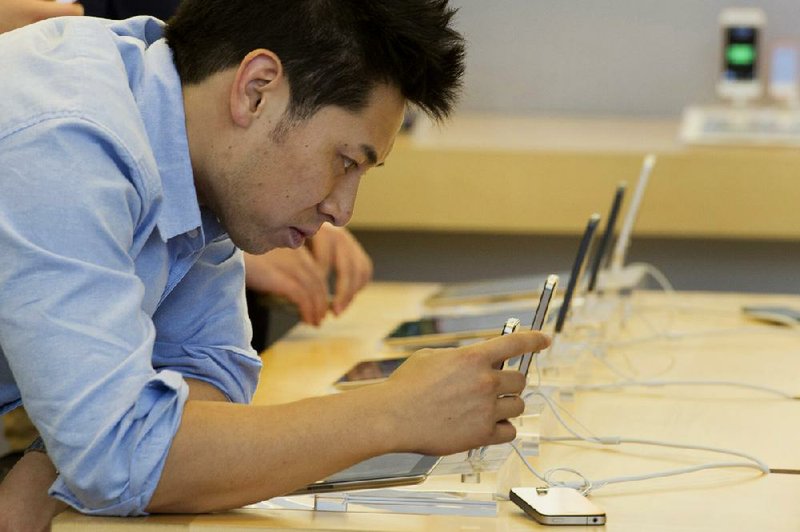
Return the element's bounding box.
[54,283,800,531]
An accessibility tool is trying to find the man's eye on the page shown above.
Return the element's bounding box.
[343,157,358,172]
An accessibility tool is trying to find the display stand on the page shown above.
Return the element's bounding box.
[254,264,671,521]
[252,427,541,518]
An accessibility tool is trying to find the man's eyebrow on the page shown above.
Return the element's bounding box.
[360,144,379,166]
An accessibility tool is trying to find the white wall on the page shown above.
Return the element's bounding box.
[451,0,800,116]
[358,2,800,294]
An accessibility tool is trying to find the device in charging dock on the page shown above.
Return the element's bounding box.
[510,486,606,526]
[717,7,766,105]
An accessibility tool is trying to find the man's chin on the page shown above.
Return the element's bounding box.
[229,234,275,255]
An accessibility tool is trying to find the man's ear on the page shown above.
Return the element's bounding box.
[229,49,285,128]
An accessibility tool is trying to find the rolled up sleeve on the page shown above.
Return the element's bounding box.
[50,371,189,515]
[152,239,262,405]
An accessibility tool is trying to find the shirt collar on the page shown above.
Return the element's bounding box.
[136,36,203,243]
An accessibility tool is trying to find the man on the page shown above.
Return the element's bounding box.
[0,0,548,525]
[1,0,374,334]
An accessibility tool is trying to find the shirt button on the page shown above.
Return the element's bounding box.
[187,229,199,239]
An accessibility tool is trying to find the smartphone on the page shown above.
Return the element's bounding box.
[769,42,800,104]
[294,453,440,494]
[510,486,606,526]
[742,305,800,327]
[517,274,558,377]
[555,215,600,335]
[497,317,522,369]
[385,310,531,349]
[333,356,408,389]
[587,183,626,292]
[717,8,766,103]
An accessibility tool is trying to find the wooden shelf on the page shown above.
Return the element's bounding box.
[351,114,800,240]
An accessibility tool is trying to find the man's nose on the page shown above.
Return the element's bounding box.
[319,173,360,226]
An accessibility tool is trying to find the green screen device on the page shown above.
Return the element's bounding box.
[724,28,758,81]
[717,8,766,103]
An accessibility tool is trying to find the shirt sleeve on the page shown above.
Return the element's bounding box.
[151,237,262,405]
[0,117,187,516]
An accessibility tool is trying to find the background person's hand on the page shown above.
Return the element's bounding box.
[380,330,551,456]
[0,0,83,34]
[307,223,373,316]
[244,224,372,326]
[244,247,330,326]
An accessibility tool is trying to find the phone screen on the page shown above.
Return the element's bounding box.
[388,309,536,339]
[723,26,759,81]
[335,357,408,385]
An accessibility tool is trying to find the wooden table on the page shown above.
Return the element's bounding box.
[54,284,800,531]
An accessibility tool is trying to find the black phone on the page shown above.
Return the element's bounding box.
[555,214,601,334]
[587,184,626,292]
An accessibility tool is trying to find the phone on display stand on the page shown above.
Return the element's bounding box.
[516,274,558,377]
[769,42,800,105]
[717,7,767,104]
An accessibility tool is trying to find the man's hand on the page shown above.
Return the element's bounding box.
[0,0,83,34]
[307,223,373,316]
[243,224,372,326]
[381,330,551,456]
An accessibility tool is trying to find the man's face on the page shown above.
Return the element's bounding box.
[204,83,405,254]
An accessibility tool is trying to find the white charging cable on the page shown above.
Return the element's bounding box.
[582,341,800,400]
[571,380,800,400]
[511,390,770,496]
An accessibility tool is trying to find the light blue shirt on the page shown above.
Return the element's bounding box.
[0,16,261,515]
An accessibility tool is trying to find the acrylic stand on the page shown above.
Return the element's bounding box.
[252,421,541,518]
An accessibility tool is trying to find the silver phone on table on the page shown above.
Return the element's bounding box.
[510,486,606,526]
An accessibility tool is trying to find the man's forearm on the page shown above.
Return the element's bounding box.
[147,383,398,513]
[185,378,230,402]
[147,332,547,514]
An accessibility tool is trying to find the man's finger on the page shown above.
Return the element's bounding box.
[496,370,526,396]
[281,249,329,324]
[278,278,318,325]
[489,420,517,445]
[495,395,525,422]
[463,331,551,366]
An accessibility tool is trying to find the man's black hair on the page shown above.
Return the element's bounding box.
[165,0,465,121]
